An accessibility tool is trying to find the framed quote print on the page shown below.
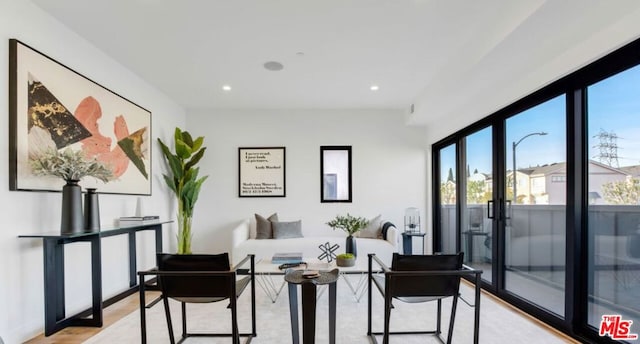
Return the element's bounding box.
[238,147,286,197]
[9,39,152,195]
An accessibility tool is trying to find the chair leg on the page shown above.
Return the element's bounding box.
[181,302,187,339]
[446,295,459,344]
[383,294,392,344]
[436,298,442,335]
[231,298,239,344]
[162,297,176,344]
[367,276,372,336]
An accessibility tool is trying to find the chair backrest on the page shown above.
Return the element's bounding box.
[390,252,464,298]
[156,253,232,298]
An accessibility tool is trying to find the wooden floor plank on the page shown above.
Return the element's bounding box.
[24,291,160,344]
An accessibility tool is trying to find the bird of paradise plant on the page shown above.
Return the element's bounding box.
[158,128,208,254]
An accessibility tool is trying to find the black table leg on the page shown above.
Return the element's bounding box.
[154,224,163,252]
[128,231,137,287]
[288,283,299,344]
[90,235,103,326]
[301,282,317,344]
[402,234,412,254]
[329,281,336,344]
[43,238,65,336]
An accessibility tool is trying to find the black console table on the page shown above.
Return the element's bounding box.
[18,221,171,336]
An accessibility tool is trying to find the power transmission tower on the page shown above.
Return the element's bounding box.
[593,129,620,167]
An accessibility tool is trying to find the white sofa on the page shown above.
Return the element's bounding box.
[231,218,399,266]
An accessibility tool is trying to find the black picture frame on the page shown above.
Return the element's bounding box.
[320,146,352,203]
[9,39,152,195]
[238,147,286,197]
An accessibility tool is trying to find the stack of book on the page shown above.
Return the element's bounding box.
[118,215,159,226]
[272,252,303,264]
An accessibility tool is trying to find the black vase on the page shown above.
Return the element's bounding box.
[84,188,100,231]
[346,235,357,257]
[61,180,83,234]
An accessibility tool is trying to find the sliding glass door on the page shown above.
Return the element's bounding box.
[461,127,494,283]
[432,37,640,341]
[504,95,566,317]
[586,64,640,333]
[437,144,457,254]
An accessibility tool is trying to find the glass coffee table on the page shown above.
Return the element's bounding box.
[254,257,374,302]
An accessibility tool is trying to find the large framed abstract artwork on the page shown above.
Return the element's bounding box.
[238,147,286,197]
[9,39,151,195]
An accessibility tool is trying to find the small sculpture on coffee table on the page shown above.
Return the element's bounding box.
[318,242,339,263]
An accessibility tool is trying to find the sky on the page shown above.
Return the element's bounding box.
[440,64,640,178]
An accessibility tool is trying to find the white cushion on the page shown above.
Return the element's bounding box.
[358,214,382,238]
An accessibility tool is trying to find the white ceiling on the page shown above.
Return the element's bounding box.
[30,0,640,127]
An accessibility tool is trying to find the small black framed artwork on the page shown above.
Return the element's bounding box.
[8,39,152,195]
[320,146,352,203]
[238,147,286,197]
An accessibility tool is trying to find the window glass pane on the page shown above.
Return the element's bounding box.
[462,127,493,283]
[505,95,566,317]
[439,144,457,254]
[587,64,640,329]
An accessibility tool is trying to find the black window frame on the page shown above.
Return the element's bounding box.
[431,36,640,342]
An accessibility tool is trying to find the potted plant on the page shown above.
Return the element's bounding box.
[336,253,356,267]
[327,213,369,257]
[158,128,208,254]
[30,148,113,234]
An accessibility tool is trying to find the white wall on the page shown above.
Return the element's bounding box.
[0,1,185,342]
[187,109,428,254]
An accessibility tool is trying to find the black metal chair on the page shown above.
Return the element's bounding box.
[138,253,256,344]
[367,252,482,344]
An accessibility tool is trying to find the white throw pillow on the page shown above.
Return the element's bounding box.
[358,214,382,238]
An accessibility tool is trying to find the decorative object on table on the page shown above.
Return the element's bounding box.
[272,252,303,264]
[9,39,152,195]
[238,147,286,197]
[135,197,145,217]
[83,188,100,231]
[318,242,340,263]
[158,127,208,254]
[326,213,369,257]
[29,148,113,234]
[404,207,421,233]
[320,146,352,203]
[118,215,160,226]
[336,253,356,267]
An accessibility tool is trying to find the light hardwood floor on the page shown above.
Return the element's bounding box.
[24,286,578,343]
[25,291,160,344]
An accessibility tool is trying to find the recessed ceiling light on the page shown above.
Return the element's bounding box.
[370,85,379,91]
[222,85,232,91]
[264,61,284,71]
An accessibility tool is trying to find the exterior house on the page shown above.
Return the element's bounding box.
[513,161,629,205]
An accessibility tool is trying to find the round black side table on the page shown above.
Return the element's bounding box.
[285,269,339,344]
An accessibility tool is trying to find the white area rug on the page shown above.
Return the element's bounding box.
[84,277,569,343]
